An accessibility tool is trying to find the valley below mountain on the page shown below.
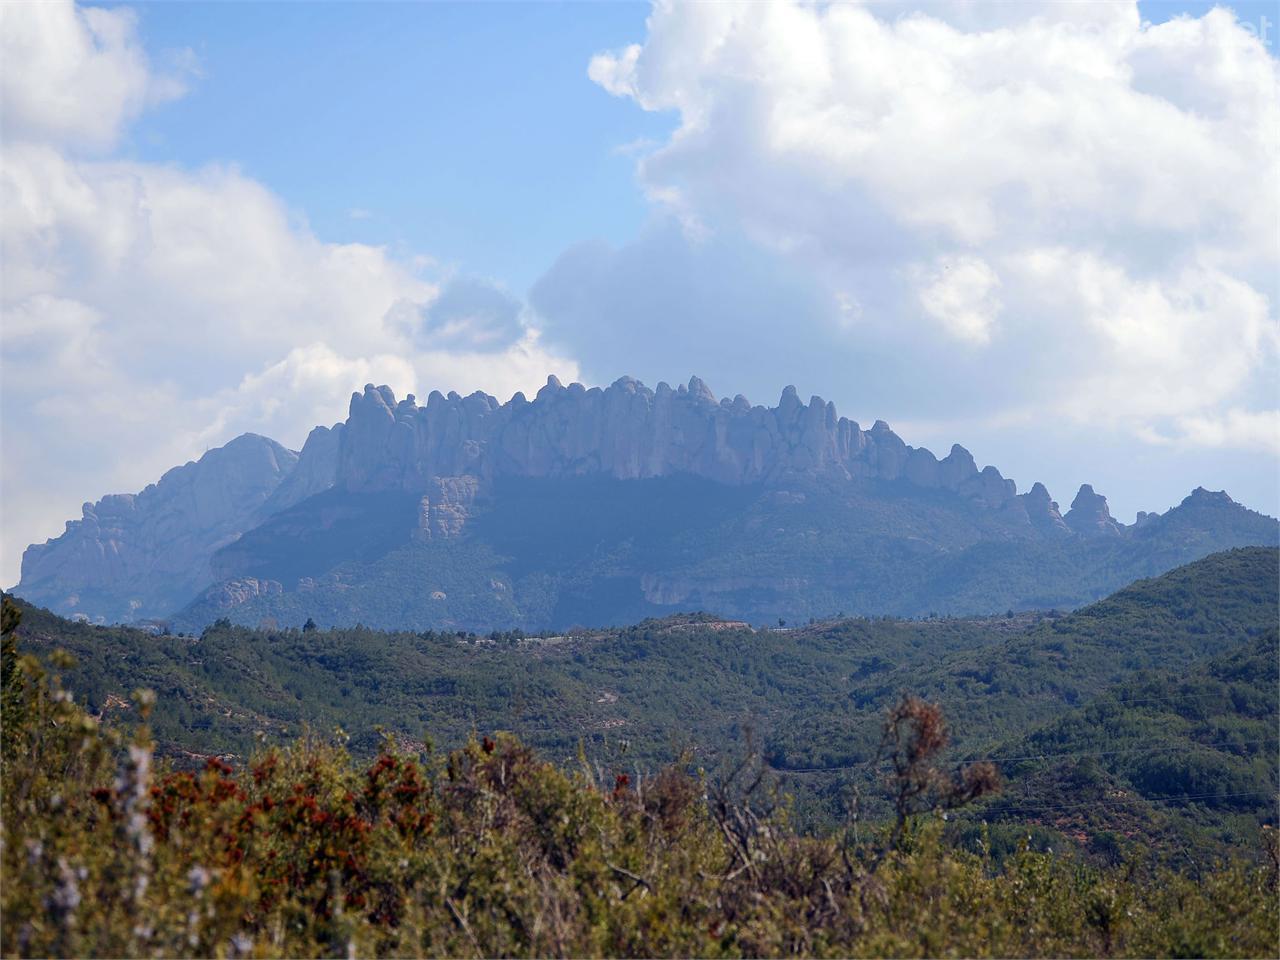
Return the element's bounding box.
[12,546,1278,863]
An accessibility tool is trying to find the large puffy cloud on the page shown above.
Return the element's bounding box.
[0,1,576,586]
[0,0,188,151]
[2,143,439,395]
[591,1,1276,264]
[560,0,1279,475]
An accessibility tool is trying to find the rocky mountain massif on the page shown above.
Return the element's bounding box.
[15,376,1280,630]
[17,435,300,623]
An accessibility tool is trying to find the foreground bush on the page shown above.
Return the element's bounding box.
[2,601,1276,958]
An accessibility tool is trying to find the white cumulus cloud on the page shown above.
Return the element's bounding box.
[0,0,189,150]
[1173,410,1280,454]
[572,0,1278,452]
[915,255,1002,344]
[0,0,577,587]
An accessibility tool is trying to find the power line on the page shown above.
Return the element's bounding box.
[936,688,1275,712]
[982,788,1277,817]
[1081,689,1276,708]
[771,737,1275,775]
[849,687,1276,729]
[956,737,1275,766]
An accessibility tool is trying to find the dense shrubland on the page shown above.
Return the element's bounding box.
[12,548,1276,863]
[3,598,1276,958]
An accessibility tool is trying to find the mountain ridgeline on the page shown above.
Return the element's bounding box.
[16,376,1280,630]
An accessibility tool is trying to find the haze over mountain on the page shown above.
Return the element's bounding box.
[15,376,1278,631]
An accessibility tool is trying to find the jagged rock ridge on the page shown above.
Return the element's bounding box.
[13,375,1276,628]
[336,375,1021,510]
[16,435,298,622]
[264,423,345,515]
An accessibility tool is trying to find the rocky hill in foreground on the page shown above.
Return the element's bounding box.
[14,376,1279,629]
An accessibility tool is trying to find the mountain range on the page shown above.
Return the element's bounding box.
[15,375,1279,630]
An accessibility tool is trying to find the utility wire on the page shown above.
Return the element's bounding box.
[1075,689,1274,708]
[956,737,1274,766]
[982,788,1276,817]
[771,737,1275,775]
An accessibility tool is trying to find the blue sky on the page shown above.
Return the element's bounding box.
[2,0,1278,585]
[123,1,673,291]
[119,0,1275,290]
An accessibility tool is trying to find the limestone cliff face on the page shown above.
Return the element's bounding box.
[1023,482,1072,538]
[263,423,344,514]
[1064,484,1123,537]
[17,373,1154,627]
[16,434,298,622]
[334,376,1023,508]
[413,476,480,541]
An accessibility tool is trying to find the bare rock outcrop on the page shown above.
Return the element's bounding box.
[334,376,1020,508]
[1021,482,1071,538]
[20,373,1161,629]
[16,434,298,621]
[264,423,344,513]
[1064,484,1123,537]
[413,476,481,541]
[199,576,284,610]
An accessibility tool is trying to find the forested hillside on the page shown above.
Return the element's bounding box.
[10,547,1276,864]
[168,479,1278,633]
[3,593,1276,958]
[962,632,1278,862]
